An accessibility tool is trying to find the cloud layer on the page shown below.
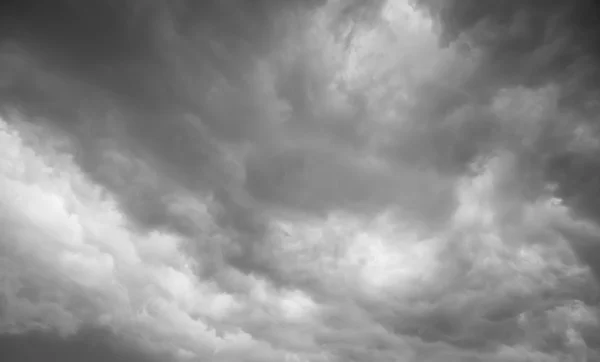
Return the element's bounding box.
[1,0,600,361]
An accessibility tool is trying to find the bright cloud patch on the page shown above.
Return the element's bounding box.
[0,116,303,360]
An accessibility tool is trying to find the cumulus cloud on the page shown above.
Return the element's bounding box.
[2,0,600,361]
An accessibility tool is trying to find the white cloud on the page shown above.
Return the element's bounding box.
[0,115,294,360]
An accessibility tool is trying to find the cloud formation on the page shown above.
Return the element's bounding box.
[1,0,600,361]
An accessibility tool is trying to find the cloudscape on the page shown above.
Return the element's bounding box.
[1,1,600,361]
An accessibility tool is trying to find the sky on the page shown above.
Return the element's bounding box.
[1,0,600,361]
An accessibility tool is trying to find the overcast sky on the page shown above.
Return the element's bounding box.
[1,0,600,361]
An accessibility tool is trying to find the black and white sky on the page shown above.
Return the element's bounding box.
[1,0,600,361]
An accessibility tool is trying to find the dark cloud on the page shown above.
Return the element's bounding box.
[0,0,295,284]
[412,0,600,199]
[0,0,458,288]
[382,100,499,175]
[0,327,169,362]
[406,0,600,285]
[3,0,600,361]
[415,0,600,93]
[244,142,456,223]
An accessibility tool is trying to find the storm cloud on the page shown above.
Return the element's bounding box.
[1,0,600,361]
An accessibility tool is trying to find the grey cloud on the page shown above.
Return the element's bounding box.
[406,0,600,286]
[381,100,499,175]
[414,0,600,93]
[554,217,600,282]
[0,0,281,286]
[410,0,600,201]
[0,0,422,288]
[244,141,456,224]
[4,1,600,361]
[0,327,170,362]
[346,204,597,355]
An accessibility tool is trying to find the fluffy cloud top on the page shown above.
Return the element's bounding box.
[1,1,600,361]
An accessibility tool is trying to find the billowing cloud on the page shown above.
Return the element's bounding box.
[1,0,600,361]
[411,0,600,286]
